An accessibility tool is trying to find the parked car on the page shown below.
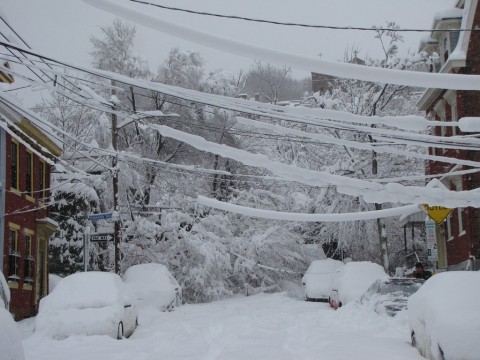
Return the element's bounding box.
[329,261,388,309]
[0,271,25,360]
[302,259,344,302]
[408,271,480,360]
[124,263,182,311]
[359,278,424,316]
[35,271,138,340]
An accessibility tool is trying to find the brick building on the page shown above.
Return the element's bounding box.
[0,68,61,319]
[417,0,480,270]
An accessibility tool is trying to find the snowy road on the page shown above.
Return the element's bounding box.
[22,291,424,360]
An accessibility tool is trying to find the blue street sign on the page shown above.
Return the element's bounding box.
[87,212,113,221]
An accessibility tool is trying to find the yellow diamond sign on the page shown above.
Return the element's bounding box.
[420,204,454,225]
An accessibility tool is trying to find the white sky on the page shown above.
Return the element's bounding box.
[2,0,455,79]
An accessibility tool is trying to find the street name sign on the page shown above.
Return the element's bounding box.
[420,204,453,225]
[90,233,114,242]
[87,213,113,221]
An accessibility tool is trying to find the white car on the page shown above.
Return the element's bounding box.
[408,271,480,360]
[0,271,25,360]
[329,261,388,309]
[124,263,182,311]
[35,271,138,339]
[302,259,344,302]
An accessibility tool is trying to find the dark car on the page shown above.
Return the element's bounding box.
[360,278,424,316]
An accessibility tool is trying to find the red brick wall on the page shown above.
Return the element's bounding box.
[3,133,51,319]
[425,3,480,267]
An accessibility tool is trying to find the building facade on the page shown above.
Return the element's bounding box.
[1,69,61,319]
[418,0,480,270]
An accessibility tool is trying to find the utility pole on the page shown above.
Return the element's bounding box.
[112,80,121,275]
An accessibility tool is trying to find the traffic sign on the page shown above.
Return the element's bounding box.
[90,233,114,242]
[88,213,113,221]
[420,204,453,225]
[427,243,438,261]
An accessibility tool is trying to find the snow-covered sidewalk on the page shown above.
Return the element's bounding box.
[21,291,424,360]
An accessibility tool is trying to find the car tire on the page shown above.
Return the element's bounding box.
[411,331,416,348]
[117,322,124,340]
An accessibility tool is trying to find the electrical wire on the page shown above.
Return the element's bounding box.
[125,0,476,33]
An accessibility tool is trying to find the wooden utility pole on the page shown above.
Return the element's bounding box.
[112,80,121,274]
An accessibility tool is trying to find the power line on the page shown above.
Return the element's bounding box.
[125,0,476,33]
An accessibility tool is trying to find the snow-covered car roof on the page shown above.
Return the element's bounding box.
[408,271,480,360]
[39,271,131,312]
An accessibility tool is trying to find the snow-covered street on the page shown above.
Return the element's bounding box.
[22,290,424,360]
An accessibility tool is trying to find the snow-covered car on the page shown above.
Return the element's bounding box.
[1,271,10,310]
[408,271,480,360]
[0,272,25,360]
[302,259,344,302]
[124,263,182,311]
[329,261,388,309]
[35,271,138,340]
[359,278,424,316]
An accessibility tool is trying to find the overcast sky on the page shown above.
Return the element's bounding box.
[2,0,455,79]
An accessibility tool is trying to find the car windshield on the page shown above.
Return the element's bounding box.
[378,280,423,296]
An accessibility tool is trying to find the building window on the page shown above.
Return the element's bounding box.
[39,161,46,200]
[8,226,20,281]
[26,152,33,198]
[10,140,19,190]
[24,232,35,285]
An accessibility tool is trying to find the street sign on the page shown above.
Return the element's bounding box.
[420,204,453,225]
[90,233,114,242]
[425,220,437,244]
[87,213,113,221]
[427,243,438,261]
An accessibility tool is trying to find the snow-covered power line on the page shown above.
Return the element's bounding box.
[83,0,480,90]
[150,124,480,207]
[2,47,479,155]
[125,0,479,33]
[198,196,419,222]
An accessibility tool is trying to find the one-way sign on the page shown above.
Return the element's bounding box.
[90,233,114,242]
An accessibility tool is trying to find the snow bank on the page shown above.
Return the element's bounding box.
[408,271,480,360]
[124,263,181,311]
[303,259,344,299]
[333,262,389,304]
[0,309,25,360]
